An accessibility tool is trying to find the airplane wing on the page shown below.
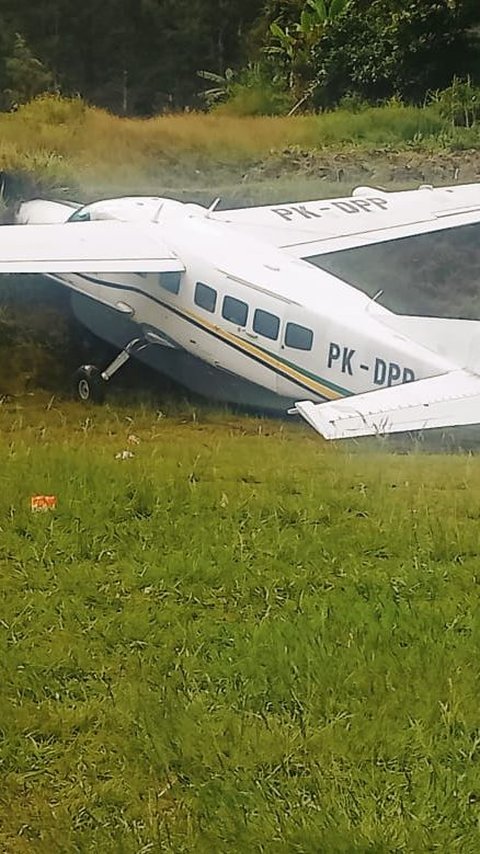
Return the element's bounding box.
[0,221,184,273]
[218,184,480,253]
[293,370,480,439]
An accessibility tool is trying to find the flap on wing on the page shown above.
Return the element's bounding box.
[0,221,184,274]
[380,315,480,373]
[293,370,480,439]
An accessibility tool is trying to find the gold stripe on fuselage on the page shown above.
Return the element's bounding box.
[178,304,346,401]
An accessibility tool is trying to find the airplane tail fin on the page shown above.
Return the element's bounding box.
[380,314,480,373]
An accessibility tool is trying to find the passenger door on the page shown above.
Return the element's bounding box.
[215,285,284,394]
[275,308,319,400]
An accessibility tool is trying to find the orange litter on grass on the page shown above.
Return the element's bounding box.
[31,495,57,512]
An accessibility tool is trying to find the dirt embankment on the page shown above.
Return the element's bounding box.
[3,148,480,214]
[243,148,480,188]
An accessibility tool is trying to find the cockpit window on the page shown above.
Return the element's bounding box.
[304,222,480,319]
[159,272,181,294]
[68,208,91,222]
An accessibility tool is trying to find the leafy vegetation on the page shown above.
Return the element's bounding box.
[1,395,480,852]
[265,0,348,100]
[198,64,294,117]
[0,0,264,113]
[0,1,480,114]
[0,277,78,395]
[310,0,478,108]
[433,77,480,129]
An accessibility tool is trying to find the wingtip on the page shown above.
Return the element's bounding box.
[293,400,339,440]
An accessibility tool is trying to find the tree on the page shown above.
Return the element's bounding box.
[312,0,478,107]
[263,0,348,97]
[2,33,53,110]
[0,0,265,114]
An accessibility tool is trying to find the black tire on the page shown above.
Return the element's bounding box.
[72,365,105,404]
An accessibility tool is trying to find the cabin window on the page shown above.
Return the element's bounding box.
[194,282,217,313]
[159,272,181,294]
[285,322,313,351]
[222,295,248,326]
[304,221,480,320]
[253,308,280,340]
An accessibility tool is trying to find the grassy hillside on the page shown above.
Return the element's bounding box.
[1,95,480,205]
[1,395,480,852]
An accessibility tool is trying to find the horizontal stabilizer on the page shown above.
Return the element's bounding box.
[0,221,184,273]
[294,369,480,439]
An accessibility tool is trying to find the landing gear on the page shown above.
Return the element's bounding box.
[72,365,105,403]
[72,338,148,403]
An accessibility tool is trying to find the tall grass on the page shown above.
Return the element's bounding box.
[0,95,478,199]
[1,395,480,851]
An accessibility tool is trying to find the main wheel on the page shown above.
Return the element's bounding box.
[72,365,105,404]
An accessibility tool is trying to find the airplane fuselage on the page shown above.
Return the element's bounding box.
[17,195,459,410]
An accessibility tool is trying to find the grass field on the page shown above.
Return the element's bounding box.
[1,394,480,852]
[1,96,480,850]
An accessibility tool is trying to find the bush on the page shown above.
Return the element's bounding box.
[215,82,293,117]
[432,78,480,128]
[310,102,447,147]
[312,0,477,108]
[336,93,370,114]
[213,63,293,117]
[15,93,87,126]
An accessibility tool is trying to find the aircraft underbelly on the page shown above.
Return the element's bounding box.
[70,292,296,411]
[61,274,284,399]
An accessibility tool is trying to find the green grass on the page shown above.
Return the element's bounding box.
[1,394,480,851]
[1,102,480,848]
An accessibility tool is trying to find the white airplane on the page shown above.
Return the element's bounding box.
[4,182,480,439]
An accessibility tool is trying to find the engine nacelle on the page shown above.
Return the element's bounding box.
[16,199,80,224]
[16,196,187,226]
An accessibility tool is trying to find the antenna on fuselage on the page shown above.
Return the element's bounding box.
[366,289,384,313]
[152,202,165,223]
[205,198,221,218]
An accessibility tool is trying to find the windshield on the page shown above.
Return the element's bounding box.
[304,221,480,319]
[68,208,91,222]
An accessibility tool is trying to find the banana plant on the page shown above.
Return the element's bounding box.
[269,0,348,53]
[267,0,349,100]
[268,22,297,61]
[197,68,236,106]
[305,0,348,25]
